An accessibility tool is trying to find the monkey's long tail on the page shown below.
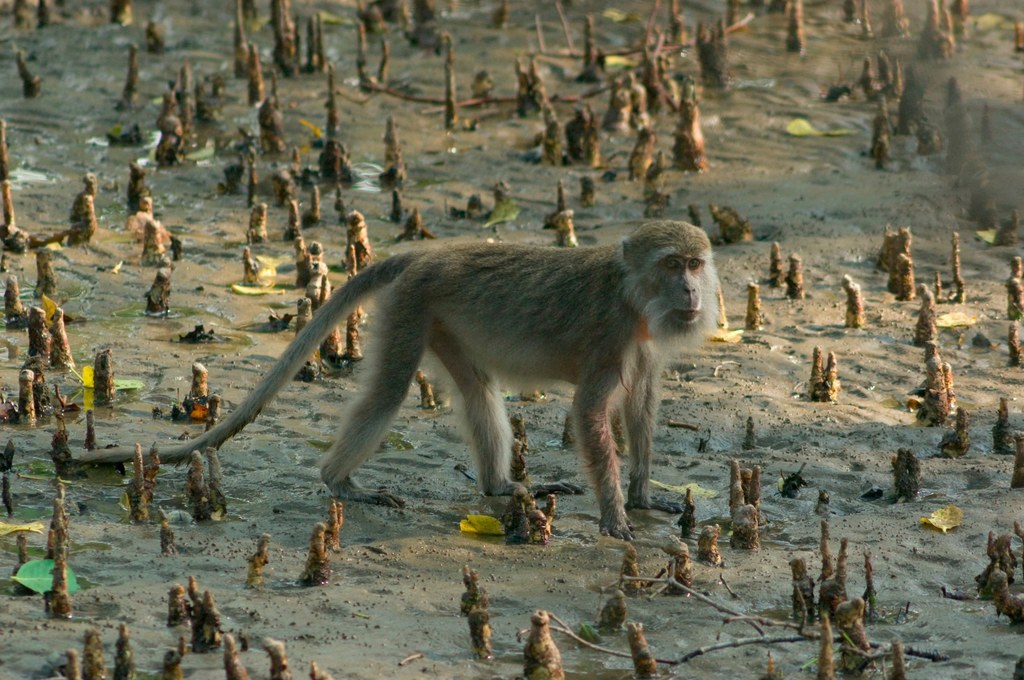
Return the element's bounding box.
[73,254,414,464]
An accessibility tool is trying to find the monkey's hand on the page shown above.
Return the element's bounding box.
[327,478,407,508]
[531,481,585,497]
[625,496,685,514]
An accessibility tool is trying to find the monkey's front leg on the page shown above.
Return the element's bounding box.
[623,348,684,515]
[575,374,634,540]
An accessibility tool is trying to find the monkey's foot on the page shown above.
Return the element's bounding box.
[599,515,635,542]
[326,478,406,508]
[626,496,685,514]
[531,481,585,497]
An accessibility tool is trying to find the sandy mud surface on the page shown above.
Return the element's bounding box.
[0,0,1023,677]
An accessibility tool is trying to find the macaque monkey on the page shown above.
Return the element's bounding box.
[76,221,718,540]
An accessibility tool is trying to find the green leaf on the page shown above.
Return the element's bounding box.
[577,622,602,643]
[383,431,414,451]
[184,143,216,162]
[114,379,146,390]
[484,198,519,228]
[12,559,81,594]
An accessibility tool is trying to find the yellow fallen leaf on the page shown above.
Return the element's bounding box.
[317,10,351,25]
[0,520,45,537]
[919,504,963,533]
[81,365,95,388]
[255,255,282,285]
[709,328,744,343]
[650,479,718,499]
[110,260,124,274]
[298,118,323,139]
[602,8,642,23]
[785,118,854,137]
[603,55,637,69]
[975,229,997,244]
[974,13,1012,31]
[41,294,57,323]
[936,312,977,328]
[231,284,286,296]
[459,514,505,535]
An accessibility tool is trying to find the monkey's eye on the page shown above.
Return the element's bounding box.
[686,258,703,271]
[661,257,684,271]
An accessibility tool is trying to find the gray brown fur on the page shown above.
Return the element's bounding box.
[75,221,717,540]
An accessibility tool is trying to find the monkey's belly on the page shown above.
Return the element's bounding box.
[432,317,580,385]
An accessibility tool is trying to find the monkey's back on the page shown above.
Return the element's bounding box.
[393,242,642,384]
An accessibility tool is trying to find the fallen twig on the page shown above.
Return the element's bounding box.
[621,574,766,634]
[676,635,811,663]
[719,573,739,598]
[398,652,424,667]
[547,613,678,665]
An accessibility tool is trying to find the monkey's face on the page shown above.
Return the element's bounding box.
[647,251,718,337]
[622,221,719,342]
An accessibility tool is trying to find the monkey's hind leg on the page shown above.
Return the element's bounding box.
[431,331,514,495]
[319,317,428,507]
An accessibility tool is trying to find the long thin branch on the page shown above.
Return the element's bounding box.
[620,574,774,634]
[547,613,678,666]
[554,1,577,55]
[676,635,812,663]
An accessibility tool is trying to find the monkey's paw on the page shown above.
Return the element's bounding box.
[599,515,635,542]
[360,488,407,508]
[531,481,585,497]
[326,478,407,508]
[626,496,685,514]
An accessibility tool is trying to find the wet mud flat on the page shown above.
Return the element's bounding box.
[0,0,1023,677]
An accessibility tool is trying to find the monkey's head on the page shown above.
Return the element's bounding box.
[621,220,719,342]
